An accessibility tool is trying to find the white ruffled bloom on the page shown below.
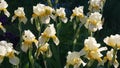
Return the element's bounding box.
[12,7,27,24]
[103,49,119,68]
[38,24,59,45]
[0,45,7,63]
[31,3,54,24]
[70,6,86,23]
[89,0,105,12]
[65,51,86,68]
[52,7,68,23]
[0,41,19,65]
[22,30,37,52]
[36,43,52,58]
[0,22,6,32]
[0,0,10,17]
[104,34,120,48]
[80,37,107,62]
[85,12,103,32]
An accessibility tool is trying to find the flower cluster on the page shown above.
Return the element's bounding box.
[31,3,67,24]
[104,34,120,48]
[36,24,59,57]
[80,37,107,63]
[0,41,19,65]
[1,0,120,68]
[65,51,86,68]
[103,34,120,68]
[103,49,119,68]
[31,3,54,24]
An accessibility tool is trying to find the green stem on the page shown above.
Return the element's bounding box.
[44,60,47,68]
[35,48,39,59]
[47,0,52,7]
[28,46,34,68]
[35,17,42,37]
[72,23,83,51]
[18,21,22,68]
[90,31,93,37]
[18,21,22,46]
[55,0,58,5]
[112,45,117,63]
[107,62,111,68]
[13,65,19,68]
[56,47,62,68]
[56,19,62,37]
[43,56,47,68]
[87,59,94,68]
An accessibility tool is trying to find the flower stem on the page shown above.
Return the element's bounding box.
[86,59,94,68]
[107,62,111,68]
[56,20,62,37]
[90,32,93,37]
[47,0,52,7]
[35,18,41,37]
[55,0,59,5]
[13,65,19,68]
[72,23,83,51]
[44,60,47,68]
[43,56,47,68]
[18,21,22,47]
[18,21,22,68]
[28,46,34,68]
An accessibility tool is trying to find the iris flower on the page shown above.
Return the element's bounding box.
[70,6,86,23]
[0,40,19,65]
[65,51,86,68]
[52,7,68,23]
[85,12,103,32]
[22,30,37,52]
[38,24,59,45]
[104,34,120,48]
[12,7,27,24]
[31,3,54,24]
[0,0,10,17]
[80,37,107,63]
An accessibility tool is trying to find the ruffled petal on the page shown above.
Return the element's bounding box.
[50,14,56,21]
[113,60,119,68]
[31,17,35,24]
[79,49,86,56]
[52,36,59,45]
[11,15,17,22]
[70,15,74,21]
[9,56,19,65]
[81,59,86,66]
[46,47,52,58]
[3,9,10,17]
[98,47,108,52]
[19,17,27,24]
[0,23,6,32]
[41,16,50,24]
[21,43,29,52]
[61,17,68,23]
[38,36,48,45]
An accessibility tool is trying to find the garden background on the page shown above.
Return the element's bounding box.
[0,0,120,68]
